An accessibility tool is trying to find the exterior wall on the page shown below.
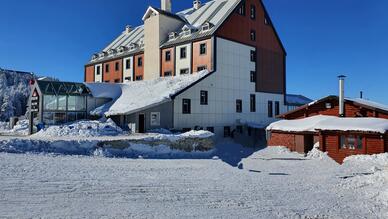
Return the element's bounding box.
[123,56,134,82]
[103,59,123,83]
[268,132,318,154]
[321,132,386,163]
[122,101,174,132]
[161,47,175,77]
[94,64,103,82]
[216,0,285,94]
[283,99,388,120]
[85,65,95,83]
[192,39,213,72]
[144,13,184,80]
[268,132,297,151]
[134,53,144,80]
[173,38,286,137]
[175,43,192,75]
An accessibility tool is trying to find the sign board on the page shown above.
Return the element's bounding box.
[150,112,160,126]
[31,89,39,112]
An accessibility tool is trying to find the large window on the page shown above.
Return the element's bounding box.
[44,95,57,110]
[200,43,207,55]
[268,101,273,118]
[180,47,187,59]
[340,135,363,150]
[236,99,242,113]
[165,50,171,62]
[68,96,86,111]
[250,94,256,112]
[182,99,191,114]
[200,90,208,105]
[57,95,67,111]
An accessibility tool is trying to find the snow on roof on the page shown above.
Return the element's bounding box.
[102,71,209,116]
[267,115,333,133]
[85,82,122,100]
[286,94,312,106]
[347,98,388,112]
[267,115,388,134]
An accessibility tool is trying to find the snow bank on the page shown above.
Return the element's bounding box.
[0,119,29,136]
[306,143,331,160]
[267,115,388,134]
[105,70,209,116]
[344,153,388,167]
[33,119,124,138]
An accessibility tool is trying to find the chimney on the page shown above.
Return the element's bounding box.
[338,75,346,117]
[125,25,132,33]
[193,0,202,10]
[161,0,172,12]
[360,91,363,99]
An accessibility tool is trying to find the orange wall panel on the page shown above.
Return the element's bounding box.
[161,47,175,77]
[85,65,94,82]
[192,39,212,73]
[103,59,123,83]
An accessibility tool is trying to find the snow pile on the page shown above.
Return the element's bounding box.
[0,119,29,136]
[306,143,331,160]
[0,69,35,121]
[266,115,332,132]
[152,130,214,142]
[267,115,388,134]
[103,70,208,116]
[33,119,124,138]
[344,153,388,167]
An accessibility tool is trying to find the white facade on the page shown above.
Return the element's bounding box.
[173,37,286,137]
[123,57,133,82]
[175,43,192,75]
[94,64,103,82]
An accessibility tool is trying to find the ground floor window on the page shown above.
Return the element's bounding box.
[182,99,191,114]
[135,76,143,81]
[236,125,243,134]
[340,135,362,150]
[224,126,231,137]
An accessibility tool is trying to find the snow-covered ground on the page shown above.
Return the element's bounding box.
[0,142,387,218]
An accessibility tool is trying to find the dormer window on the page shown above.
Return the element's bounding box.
[98,52,107,58]
[108,49,116,55]
[169,32,178,41]
[201,22,213,32]
[129,43,138,51]
[182,25,196,37]
[118,46,127,53]
[92,54,98,60]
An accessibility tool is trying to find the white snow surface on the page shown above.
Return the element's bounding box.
[99,70,208,116]
[267,115,388,134]
[0,119,29,136]
[347,97,388,112]
[0,143,387,218]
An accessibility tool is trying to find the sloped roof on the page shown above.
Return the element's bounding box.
[37,81,90,96]
[285,94,312,106]
[85,71,209,116]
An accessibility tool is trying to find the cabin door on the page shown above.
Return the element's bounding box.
[138,114,145,133]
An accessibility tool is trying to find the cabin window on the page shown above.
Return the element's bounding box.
[125,59,131,69]
[200,90,208,105]
[237,3,245,16]
[340,135,363,150]
[268,101,273,118]
[250,94,256,112]
[250,5,256,20]
[180,47,187,59]
[250,71,256,82]
[182,99,191,114]
[236,99,242,113]
[200,43,207,55]
[250,30,256,41]
[165,50,171,62]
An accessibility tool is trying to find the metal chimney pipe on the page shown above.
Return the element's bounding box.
[161,0,172,12]
[338,75,346,117]
[360,91,363,99]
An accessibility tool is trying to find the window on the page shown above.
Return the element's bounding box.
[224,126,231,137]
[137,57,143,67]
[237,3,245,16]
[264,15,271,25]
[200,43,207,55]
[236,125,243,134]
[250,71,256,82]
[202,23,210,32]
[250,30,256,41]
[197,66,207,72]
[164,71,172,77]
[180,47,187,59]
[250,50,256,62]
[57,95,67,111]
[135,75,143,81]
[114,79,120,83]
[180,68,189,75]
[200,90,208,105]
[104,80,110,83]
[275,101,280,116]
[44,95,57,110]
[115,62,119,71]
[250,5,256,19]
[68,96,86,111]
[165,50,171,62]
[250,94,256,112]
[96,66,101,75]
[340,135,363,150]
[268,101,273,118]
[236,99,242,113]
[124,77,131,81]
[182,99,191,114]
[207,127,214,133]
[125,59,131,69]
[105,64,110,73]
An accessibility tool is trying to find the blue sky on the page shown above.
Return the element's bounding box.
[1,0,387,104]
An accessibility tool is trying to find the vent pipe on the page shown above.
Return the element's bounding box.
[161,0,172,12]
[125,25,132,33]
[360,91,363,99]
[338,75,346,117]
[193,0,202,10]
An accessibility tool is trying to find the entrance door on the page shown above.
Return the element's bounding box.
[138,114,145,133]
